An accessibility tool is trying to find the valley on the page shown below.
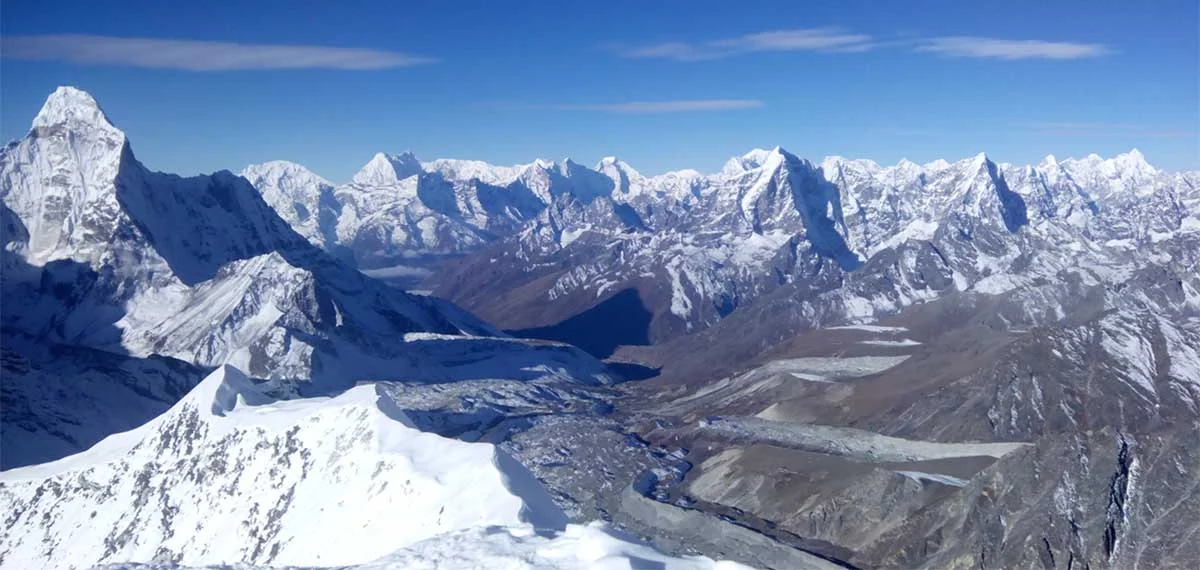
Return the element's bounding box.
[2,85,1198,570]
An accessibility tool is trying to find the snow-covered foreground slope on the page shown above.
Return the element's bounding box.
[0,341,206,470]
[0,365,562,568]
[98,523,752,570]
[0,365,749,570]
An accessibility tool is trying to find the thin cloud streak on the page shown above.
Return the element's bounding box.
[555,99,765,113]
[615,29,1112,62]
[1,34,435,70]
[914,37,1109,60]
[618,28,873,61]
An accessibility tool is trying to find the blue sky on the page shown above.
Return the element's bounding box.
[2,0,1197,180]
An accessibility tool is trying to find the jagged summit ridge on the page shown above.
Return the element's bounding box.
[0,86,513,384]
[277,146,1176,192]
[31,86,117,132]
[239,135,1197,333]
[2,85,622,472]
[350,151,423,186]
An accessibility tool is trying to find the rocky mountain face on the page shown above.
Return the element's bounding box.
[4,85,1200,570]
[243,145,1198,355]
[0,88,612,469]
[242,139,1200,569]
[623,288,1200,569]
[439,147,1198,348]
[2,88,757,570]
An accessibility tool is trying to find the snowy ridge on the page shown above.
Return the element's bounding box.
[96,523,752,570]
[351,151,423,186]
[1,365,749,570]
[239,161,340,249]
[424,141,1198,342]
[246,140,1199,314]
[1,86,614,470]
[1,85,489,378]
[0,365,565,568]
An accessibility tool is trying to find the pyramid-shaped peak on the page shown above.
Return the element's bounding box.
[351,152,423,186]
[32,86,118,132]
[923,158,952,171]
[1113,148,1154,171]
[724,146,791,175]
[242,160,334,189]
[744,146,787,160]
[595,156,641,176]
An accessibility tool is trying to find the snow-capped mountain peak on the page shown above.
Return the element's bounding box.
[351,151,423,186]
[822,156,884,180]
[1112,148,1156,175]
[723,146,789,175]
[722,148,768,175]
[6,87,128,265]
[242,160,334,191]
[923,158,952,171]
[31,86,118,133]
[421,158,523,185]
[596,155,643,194]
[240,160,340,248]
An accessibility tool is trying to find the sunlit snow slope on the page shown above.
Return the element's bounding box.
[98,523,753,569]
[0,365,748,570]
[0,365,565,568]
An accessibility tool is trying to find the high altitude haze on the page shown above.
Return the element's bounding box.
[2,0,1197,179]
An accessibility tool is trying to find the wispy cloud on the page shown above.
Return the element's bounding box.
[554,99,764,113]
[0,34,434,71]
[616,28,874,61]
[615,29,1112,63]
[914,37,1109,60]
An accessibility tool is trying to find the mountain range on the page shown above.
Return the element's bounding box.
[244,133,1197,356]
[2,86,1199,570]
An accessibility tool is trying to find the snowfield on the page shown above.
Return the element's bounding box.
[702,417,1030,463]
[0,365,751,569]
[0,366,563,568]
[7,84,1200,570]
[96,523,753,569]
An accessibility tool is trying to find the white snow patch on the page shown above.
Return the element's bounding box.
[827,324,910,333]
[790,372,836,383]
[758,356,910,379]
[98,522,753,569]
[896,470,969,487]
[858,339,922,347]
